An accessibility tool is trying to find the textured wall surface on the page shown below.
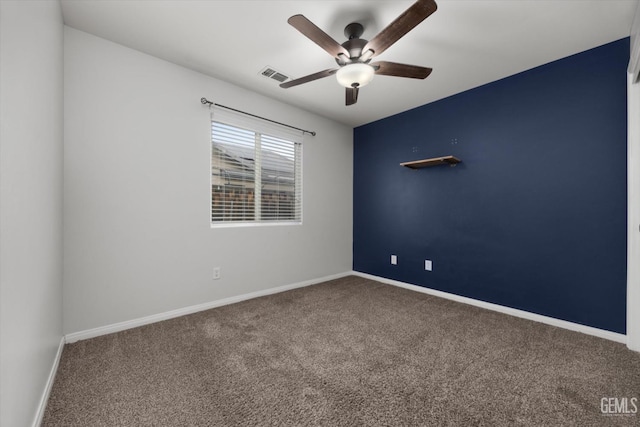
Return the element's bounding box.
[354,39,629,334]
[0,1,64,426]
[64,27,353,334]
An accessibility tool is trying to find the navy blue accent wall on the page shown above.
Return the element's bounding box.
[353,38,629,334]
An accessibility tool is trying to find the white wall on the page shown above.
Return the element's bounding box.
[628,1,640,352]
[0,1,64,426]
[63,27,353,334]
[629,75,640,352]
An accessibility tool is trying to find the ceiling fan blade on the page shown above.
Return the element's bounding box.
[288,14,350,59]
[346,86,359,106]
[279,68,338,88]
[372,61,432,79]
[363,0,437,58]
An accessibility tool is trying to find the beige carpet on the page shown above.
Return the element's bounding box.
[43,276,640,426]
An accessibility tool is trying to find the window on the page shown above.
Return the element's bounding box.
[210,107,302,225]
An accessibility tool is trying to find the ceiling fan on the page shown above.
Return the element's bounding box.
[280,0,437,106]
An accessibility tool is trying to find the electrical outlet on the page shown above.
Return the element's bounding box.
[391,255,397,265]
[213,267,221,280]
[425,260,432,271]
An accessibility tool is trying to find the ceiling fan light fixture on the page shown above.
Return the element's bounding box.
[336,63,374,88]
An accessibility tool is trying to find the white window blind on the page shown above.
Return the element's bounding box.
[210,106,302,225]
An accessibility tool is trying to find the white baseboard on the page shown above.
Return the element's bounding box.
[65,271,352,343]
[352,271,627,345]
[32,336,65,427]
[65,270,628,346]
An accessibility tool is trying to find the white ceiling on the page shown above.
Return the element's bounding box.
[60,0,638,127]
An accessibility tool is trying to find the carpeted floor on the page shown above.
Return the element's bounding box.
[43,276,640,426]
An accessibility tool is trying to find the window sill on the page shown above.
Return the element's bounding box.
[210,221,302,229]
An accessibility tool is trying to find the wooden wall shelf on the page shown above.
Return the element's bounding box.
[400,155,461,169]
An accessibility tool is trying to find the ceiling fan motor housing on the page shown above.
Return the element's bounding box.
[337,37,369,64]
[336,22,370,63]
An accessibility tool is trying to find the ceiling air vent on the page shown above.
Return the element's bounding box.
[260,66,290,84]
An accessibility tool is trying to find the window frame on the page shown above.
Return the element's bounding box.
[210,107,303,228]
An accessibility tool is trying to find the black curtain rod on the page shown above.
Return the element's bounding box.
[200,98,316,136]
